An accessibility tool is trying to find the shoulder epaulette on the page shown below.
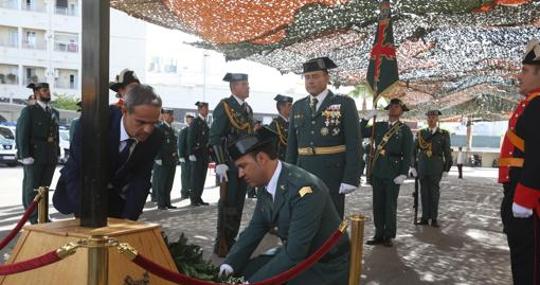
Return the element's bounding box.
[298,186,313,198]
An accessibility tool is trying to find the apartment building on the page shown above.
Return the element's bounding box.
[0,0,81,101]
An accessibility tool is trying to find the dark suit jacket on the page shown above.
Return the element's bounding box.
[53,105,164,220]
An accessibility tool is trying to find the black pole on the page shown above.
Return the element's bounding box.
[80,0,109,227]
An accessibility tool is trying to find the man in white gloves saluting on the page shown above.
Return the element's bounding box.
[210,72,255,256]
[360,98,413,247]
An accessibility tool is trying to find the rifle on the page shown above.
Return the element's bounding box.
[216,179,229,257]
[413,176,419,224]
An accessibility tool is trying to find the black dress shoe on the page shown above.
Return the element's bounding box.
[190,202,201,207]
[366,237,384,245]
[431,220,439,227]
[158,206,168,210]
[418,219,429,225]
[383,239,394,247]
[167,205,178,209]
[199,201,209,206]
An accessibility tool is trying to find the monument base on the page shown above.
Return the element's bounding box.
[0,218,179,285]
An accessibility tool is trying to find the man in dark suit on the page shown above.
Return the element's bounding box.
[53,84,164,221]
[177,114,194,201]
[286,57,361,219]
[17,82,59,224]
[187,101,210,206]
[210,72,255,256]
[219,127,349,284]
[152,108,179,210]
[268,94,293,161]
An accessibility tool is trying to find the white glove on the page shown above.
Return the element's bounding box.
[215,164,229,182]
[155,159,162,166]
[339,183,357,194]
[189,155,197,162]
[512,202,533,218]
[20,157,34,165]
[219,264,234,277]
[393,174,407,185]
[442,171,448,178]
[179,158,186,163]
[408,167,417,178]
[363,109,378,121]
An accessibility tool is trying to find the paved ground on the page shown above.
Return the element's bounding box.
[0,165,511,284]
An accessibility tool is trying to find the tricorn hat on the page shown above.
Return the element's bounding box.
[223,73,248,82]
[228,127,277,161]
[274,94,293,103]
[522,39,540,65]
[109,69,140,92]
[384,98,409,112]
[426,110,442,116]
[302,57,338,73]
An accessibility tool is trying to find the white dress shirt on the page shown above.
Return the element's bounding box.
[310,89,329,112]
[265,161,283,201]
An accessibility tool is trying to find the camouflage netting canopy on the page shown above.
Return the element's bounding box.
[111,0,540,120]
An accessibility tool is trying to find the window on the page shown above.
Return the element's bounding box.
[25,31,36,48]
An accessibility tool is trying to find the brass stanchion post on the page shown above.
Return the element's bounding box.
[37,186,49,224]
[348,215,365,285]
[87,235,109,285]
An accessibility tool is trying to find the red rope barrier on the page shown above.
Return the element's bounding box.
[0,250,61,275]
[0,200,38,251]
[128,229,345,285]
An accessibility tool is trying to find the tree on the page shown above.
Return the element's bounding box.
[51,93,79,111]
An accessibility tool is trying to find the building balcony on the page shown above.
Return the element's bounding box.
[0,39,17,48]
[21,2,46,12]
[54,5,78,16]
[22,40,46,50]
[54,80,77,89]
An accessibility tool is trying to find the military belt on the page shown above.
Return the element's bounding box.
[298,145,346,156]
[498,157,524,168]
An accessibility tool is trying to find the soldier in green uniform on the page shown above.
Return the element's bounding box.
[187,101,210,206]
[152,108,179,210]
[219,127,349,284]
[210,72,254,256]
[361,98,413,247]
[16,82,59,224]
[268,94,293,161]
[286,57,361,219]
[410,110,452,227]
[177,114,194,201]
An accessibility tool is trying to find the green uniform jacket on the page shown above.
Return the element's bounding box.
[267,116,288,160]
[224,162,349,284]
[187,116,209,158]
[155,122,178,166]
[360,120,413,179]
[413,128,452,176]
[177,126,189,160]
[16,104,59,164]
[286,91,361,188]
[209,96,254,164]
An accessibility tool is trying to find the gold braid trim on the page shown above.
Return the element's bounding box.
[222,100,253,132]
[275,120,287,146]
[417,130,432,156]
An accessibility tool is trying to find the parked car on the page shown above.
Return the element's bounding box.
[58,129,70,164]
[0,126,18,166]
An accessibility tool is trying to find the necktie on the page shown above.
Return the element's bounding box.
[118,138,135,166]
[310,97,318,114]
[241,103,249,114]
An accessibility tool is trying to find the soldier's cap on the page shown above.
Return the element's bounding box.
[426,110,442,116]
[522,39,540,66]
[185,114,194,119]
[229,127,277,161]
[223,73,248,82]
[32,82,49,90]
[302,57,338,73]
[195,101,209,107]
[161,108,174,114]
[26,83,36,90]
[384,98,409,112]
[109,69,140,92]
[274,94,293,103]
